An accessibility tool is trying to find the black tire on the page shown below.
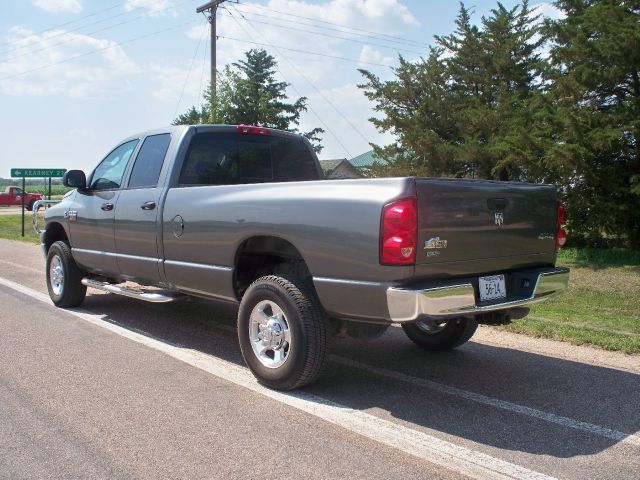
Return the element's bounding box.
[26,200,35,211]
[402,317,478,351]
[46,241,87,308]
[237,275,329,390]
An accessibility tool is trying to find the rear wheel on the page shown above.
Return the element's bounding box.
[237,275,328,390]
[46,241,87,308]
[402,317,478,351]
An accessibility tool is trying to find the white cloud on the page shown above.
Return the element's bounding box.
[0,27,138,97]
[124,0,177,17]
[150,60,209,105]
[358,45,395,67]
[531,2,565,21]
[33,0,83,14]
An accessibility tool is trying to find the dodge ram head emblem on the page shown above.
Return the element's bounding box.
[494,212,504,227]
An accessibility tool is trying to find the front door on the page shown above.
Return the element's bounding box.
[69,139,138,276]
[114,133,171,283]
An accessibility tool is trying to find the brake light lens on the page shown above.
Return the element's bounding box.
[556,202,567,250]
[380,197,417,265]
[237,124,271,135]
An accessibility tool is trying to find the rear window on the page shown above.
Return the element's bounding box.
[178,132,318,186]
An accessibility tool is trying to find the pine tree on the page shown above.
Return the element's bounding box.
[173,49,324,152]
[359,2,545,181]
[545,0,640,247]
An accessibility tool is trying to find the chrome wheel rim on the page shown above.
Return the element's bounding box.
[49,255,64,297]
[249,300,291,369]
[415,318,447,334]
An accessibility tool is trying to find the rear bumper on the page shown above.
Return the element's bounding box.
[387,267,569,323]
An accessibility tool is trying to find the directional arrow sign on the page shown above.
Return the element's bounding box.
[11,168,67,178]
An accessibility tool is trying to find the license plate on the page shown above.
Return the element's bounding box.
[479,274,506,301]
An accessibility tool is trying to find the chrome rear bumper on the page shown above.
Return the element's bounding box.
[387,267,569,323]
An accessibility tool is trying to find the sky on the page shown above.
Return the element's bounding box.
[0,0,561,177]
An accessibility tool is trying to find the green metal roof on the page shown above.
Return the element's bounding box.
[349,150,387,168]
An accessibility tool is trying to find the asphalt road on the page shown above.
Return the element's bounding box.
[0,207,25,216]
[0,238,638,479]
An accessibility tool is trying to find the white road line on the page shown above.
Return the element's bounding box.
[332,356,640,447]
[0,276,556,480]
[171,311,640,447]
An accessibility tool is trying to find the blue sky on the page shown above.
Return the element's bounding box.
[0,0,559,176]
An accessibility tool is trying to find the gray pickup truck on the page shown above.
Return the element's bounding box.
[37,124,569,389]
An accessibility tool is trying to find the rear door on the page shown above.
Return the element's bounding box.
[69,139,138,275]
[113,133,171,283]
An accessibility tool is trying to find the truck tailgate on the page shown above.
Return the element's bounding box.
[414,178,557,276]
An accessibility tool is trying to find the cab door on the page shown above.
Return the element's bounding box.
[113,133,171,283]
[69,139,138,276]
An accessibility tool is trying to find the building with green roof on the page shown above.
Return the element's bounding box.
[349,150,388,170]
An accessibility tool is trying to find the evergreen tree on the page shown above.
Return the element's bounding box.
[360,2,545,181]
[544,0,640,247]
[173,49,324,152]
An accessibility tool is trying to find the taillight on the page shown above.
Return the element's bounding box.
[556,202,567,250]
[237,124,270,135]
[380,197,417,265]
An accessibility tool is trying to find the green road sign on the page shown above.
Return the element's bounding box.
[10,168,67,178]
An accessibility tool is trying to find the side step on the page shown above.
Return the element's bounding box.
[81,278,184,303]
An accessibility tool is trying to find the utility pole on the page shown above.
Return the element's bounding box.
[196,0,227,122]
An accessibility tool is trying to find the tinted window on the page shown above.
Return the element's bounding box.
[179,132,318,186]
[128,134,171,189]
[91,140,138,190]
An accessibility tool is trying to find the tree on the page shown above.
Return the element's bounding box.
[174,49,324,152]
[544,0,640,247]
[360,2,545,181]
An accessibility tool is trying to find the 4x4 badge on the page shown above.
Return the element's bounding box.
[424,236,448,250]
[494,212,504,227]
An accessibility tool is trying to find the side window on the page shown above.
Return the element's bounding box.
[91,139,138,191]
[128,134,171,189]
[179,133,237,185]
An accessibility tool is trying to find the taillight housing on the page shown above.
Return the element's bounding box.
[380,197,417,265]
[237,124,270,135]
[556,201,567,250]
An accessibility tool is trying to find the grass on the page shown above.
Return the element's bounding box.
[0,214,41,244]
[500,248,640,354]
[0,213,638,354]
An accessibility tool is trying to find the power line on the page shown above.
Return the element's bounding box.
[0,2,126,48]
[217,10,424,56]
[235,1,427,49]
[229,5,371,148]
[1,0,191,57]
[0,20,198,82]
[218,34,391,68]
[174,20,208,119]
[225,6,357,158]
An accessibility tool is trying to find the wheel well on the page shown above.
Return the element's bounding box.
[234,236,312,300]
[43,222,69,253]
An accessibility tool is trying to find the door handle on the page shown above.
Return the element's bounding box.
[101,202,114,211]
[141,201,156,210]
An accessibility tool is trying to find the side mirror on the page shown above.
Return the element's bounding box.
[63,170,87,190]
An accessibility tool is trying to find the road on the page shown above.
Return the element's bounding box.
[0,238,638,479]
[0,207,25,216]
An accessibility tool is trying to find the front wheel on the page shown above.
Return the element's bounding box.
[46,241,87,308]
[237,275,329,390]
[26,200,35,211]
[402,317,478,351]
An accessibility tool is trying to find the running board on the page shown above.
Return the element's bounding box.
[81,278,184,303]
